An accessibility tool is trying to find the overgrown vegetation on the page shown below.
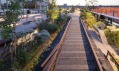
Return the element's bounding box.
[22,15,70,71]
[0,0,71,71]
[47,0,59,23]
[70,5,75,13]
[105,29,119,49]
[80,10,97,27]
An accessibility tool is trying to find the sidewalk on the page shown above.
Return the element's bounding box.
[88,28,119,71]
[17,13,47,26]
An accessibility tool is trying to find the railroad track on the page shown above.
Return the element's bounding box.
[41,11,113,71]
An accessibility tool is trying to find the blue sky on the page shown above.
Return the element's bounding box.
[56,0,119,5]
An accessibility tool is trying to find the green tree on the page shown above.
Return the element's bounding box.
[0,1,21,59]
[47,0,59,23]
[70,5,75,13]
[0,59,5,71]
[16,49,28,66]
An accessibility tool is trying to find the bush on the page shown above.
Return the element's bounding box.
[105,29,119,49]
[70,6,75,13]
[80,12,87,20]
[34,30,50,42]
[0,59,5,71]
[81,12,97,28]
[16,49,29,66]
[60,8,67,13]
[45,24,59,34]
[34,35,43,44]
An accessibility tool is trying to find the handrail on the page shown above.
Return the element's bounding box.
[81,19,103,71]
[107,50,119,67]
[93,24,101,38]
[41,43,59,67]
[41,18,72,71]
[93,24,109,45]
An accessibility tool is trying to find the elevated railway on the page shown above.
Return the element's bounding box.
[41,11,113,71]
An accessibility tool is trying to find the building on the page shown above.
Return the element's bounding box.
[37,0,50,14]
[64,4,68,9]
[0,0,6,4]
[0,0,6,9]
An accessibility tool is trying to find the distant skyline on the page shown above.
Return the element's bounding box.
[56,0,119,6]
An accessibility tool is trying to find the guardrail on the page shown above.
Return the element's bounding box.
[41,19,72,71]
[93,24,100,38]
[93,24,109,45]
[80,19,103,71]
[106,50,119,68]
[92,22,119,70]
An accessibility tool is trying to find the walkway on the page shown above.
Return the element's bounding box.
[88,28,119,71]
[54,11,98,71]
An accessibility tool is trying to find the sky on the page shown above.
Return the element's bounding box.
[56,0,119,6]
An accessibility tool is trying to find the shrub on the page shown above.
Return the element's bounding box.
[81,12,97,28]
[57,16,64,23]
[39,30,50,41]
[34,35,43,44]
[38,23,48,30]
[105,29,119,49]
[70,6,75,13]
[16,49,28,66]
[85,17,97,28]
[34,30,50,42]
[0,59,5,71]
[60,8,67,13]
[45,24,59,34]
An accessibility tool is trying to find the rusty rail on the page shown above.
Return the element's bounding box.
[107,50,119,67]
[81,19,103,71]
[41,19,72,71]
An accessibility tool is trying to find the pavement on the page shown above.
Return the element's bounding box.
[17,13,47,25]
